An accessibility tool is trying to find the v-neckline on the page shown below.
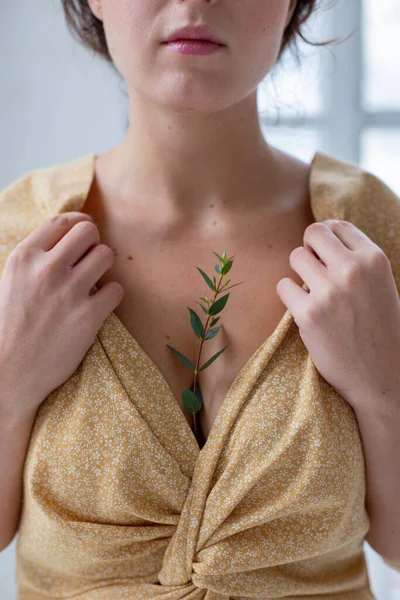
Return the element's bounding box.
[57,150,325,458]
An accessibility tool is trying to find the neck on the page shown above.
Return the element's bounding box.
[98,88,286,221]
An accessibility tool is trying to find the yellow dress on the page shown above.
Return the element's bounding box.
[1,150,400,600]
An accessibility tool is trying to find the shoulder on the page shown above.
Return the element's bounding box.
[0,153,95,276]
[0,167,47,278]
[311,151,400,222]
[311,151,400,293]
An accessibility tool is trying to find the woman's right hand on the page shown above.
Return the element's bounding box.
[0,212,125,417]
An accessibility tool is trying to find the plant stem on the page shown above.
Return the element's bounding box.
[192,271,226,439]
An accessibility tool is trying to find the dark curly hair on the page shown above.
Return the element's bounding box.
[61,0,340,75]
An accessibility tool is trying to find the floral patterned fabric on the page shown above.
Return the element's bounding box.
[1,150,400,600]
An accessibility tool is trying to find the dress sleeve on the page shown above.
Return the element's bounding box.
[354,171,400,573]
[351,169,400,298]
[0,170,48,278]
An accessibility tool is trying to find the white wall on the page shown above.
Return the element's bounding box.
[0,0,127,190]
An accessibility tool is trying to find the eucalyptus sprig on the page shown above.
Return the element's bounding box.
[166,250,244,442]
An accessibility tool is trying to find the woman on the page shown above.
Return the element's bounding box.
[0,1,400,599]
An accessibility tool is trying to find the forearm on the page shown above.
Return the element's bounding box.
[354,398,400,562]
[0,399,39,552]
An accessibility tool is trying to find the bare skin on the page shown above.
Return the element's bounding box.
[81,1,307,445]
[81,145,316,445]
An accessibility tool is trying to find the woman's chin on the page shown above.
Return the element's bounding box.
[145,89,233,115]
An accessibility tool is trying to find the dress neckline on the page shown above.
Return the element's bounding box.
[52,150,332,458]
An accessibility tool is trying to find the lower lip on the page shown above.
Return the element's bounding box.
[163,40,224,55]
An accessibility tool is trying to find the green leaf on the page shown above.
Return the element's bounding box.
[221,281,244,292]
[200,296,210,304]
[197,268,217,292]
[196,301,209,315]
[198,344,229,372]
[182,387,202,414]
[210,316,220,327]
[222,250,227,261]
[220,260,233,276]
[190,379,203,407]
[205,325,221,340]
[222,279,231,288]
[188,308,205,339]
[166,345,197,372]
[213,275,216,286]
[208,293,230,316]
[213,251,224,263]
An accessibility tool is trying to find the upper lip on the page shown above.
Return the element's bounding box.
[163,25,225,45]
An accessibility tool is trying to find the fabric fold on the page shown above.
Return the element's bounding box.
[1,150,398,599]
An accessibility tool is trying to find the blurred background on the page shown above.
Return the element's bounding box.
[0,0,400,598]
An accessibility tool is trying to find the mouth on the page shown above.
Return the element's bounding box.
[162,40,224,46]
[162,39,225,55]
[163,24,226,46]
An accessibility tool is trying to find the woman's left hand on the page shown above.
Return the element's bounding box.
[276,219,400,414]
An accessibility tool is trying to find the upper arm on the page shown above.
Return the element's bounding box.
[354,169,400,298]
[0,170,46,278]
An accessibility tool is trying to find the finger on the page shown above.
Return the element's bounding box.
[276,277,310,318]
[289,246,327,291]
[323,219,379,252]
[73,244,115,295]
[18,212,96,253]
[85,280,125,324]
[303,222,350,267]
[49,220,100,268]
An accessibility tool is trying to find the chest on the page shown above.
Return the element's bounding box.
[87,205,314,449]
